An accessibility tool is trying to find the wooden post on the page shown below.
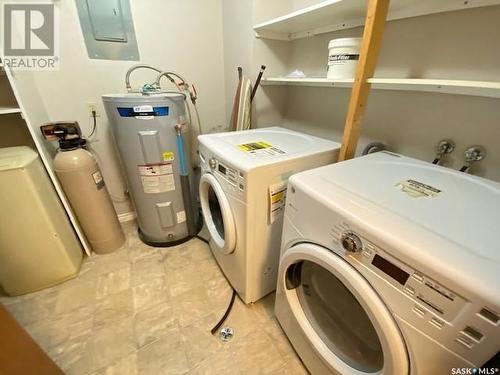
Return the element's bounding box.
[338,0,390,161]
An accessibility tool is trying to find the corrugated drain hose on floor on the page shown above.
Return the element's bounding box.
[210,289,236,335]
[195,235,238,335]
[196,235,209,244]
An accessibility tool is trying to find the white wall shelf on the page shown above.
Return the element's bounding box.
[261,77,353,87]
[261,77,500,98]
[0,106,22,115]
[369,78,500,98]
[253,0,500,40]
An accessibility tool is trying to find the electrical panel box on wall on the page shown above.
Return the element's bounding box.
[88,0,127,42]
[75,0,139,61]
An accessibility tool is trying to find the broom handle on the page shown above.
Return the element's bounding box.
[250,65,266,102]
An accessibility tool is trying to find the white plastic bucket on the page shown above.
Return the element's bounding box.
[327,37,362,79]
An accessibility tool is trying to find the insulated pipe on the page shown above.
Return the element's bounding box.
[175,125,188,176]
[175,124,197,236]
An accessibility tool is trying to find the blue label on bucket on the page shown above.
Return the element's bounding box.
[117,106,169,117]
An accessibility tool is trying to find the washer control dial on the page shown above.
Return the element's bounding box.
[209,157,217,169]
[341,231,363,253]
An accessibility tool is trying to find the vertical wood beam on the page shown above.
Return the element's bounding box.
[338,0,390,161]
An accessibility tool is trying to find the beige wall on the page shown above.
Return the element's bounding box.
[246,2,500,182]
[221,0,293,128]
[221,0,253,126]
[30,0,227,215]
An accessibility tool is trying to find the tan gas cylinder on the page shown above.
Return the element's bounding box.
[54,147,125,254]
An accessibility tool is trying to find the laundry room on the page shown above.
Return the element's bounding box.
[0,0,499,374]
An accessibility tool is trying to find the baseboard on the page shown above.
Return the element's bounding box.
[117,211,136,223]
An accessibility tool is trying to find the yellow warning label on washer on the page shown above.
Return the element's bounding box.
[269,182,287,223]
[271,189,286,204]
[162,151,175,162]
[238,141,286,157]
[238,141,272,151]
[396,179,441,198]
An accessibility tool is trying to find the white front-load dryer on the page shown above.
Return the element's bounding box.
[198,127,340,303]
[275,152,500,374]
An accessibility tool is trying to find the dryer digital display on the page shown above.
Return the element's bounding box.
[372,254,410,285]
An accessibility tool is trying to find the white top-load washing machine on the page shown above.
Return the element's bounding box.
[198,127,341,303]
[275,151,500,375]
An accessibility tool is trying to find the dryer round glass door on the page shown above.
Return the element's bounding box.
[280,243,409,375]
[199,173,236,254]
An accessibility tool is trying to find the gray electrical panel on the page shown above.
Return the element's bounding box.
[75,0,139,60]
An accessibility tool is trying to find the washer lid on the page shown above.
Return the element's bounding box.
[289,152,500,302]
[198,127,340,171]
[306,152,500,262]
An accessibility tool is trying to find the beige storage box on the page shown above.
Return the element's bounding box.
[0,146,82,296]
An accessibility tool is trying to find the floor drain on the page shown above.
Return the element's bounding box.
[219,327,234,342]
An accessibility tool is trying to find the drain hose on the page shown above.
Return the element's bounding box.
[195,235,238,335]
[210,289,237,335]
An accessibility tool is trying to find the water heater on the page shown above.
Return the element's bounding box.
[103,93,199,246]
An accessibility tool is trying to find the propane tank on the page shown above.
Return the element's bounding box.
[41,122,125,254]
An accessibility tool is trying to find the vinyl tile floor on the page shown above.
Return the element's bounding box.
[0,222,308,375]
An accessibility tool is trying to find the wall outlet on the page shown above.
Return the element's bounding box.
[87,102,100,117]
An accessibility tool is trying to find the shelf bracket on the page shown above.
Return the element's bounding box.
[338,0,390,161]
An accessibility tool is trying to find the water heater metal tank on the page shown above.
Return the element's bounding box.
[102,93,199,246]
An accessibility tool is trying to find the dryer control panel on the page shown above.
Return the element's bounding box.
[338,229,500,362]
[338,229,468,323]
[203,154,246,193]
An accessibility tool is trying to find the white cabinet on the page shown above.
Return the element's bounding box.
[0,61,91,255]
